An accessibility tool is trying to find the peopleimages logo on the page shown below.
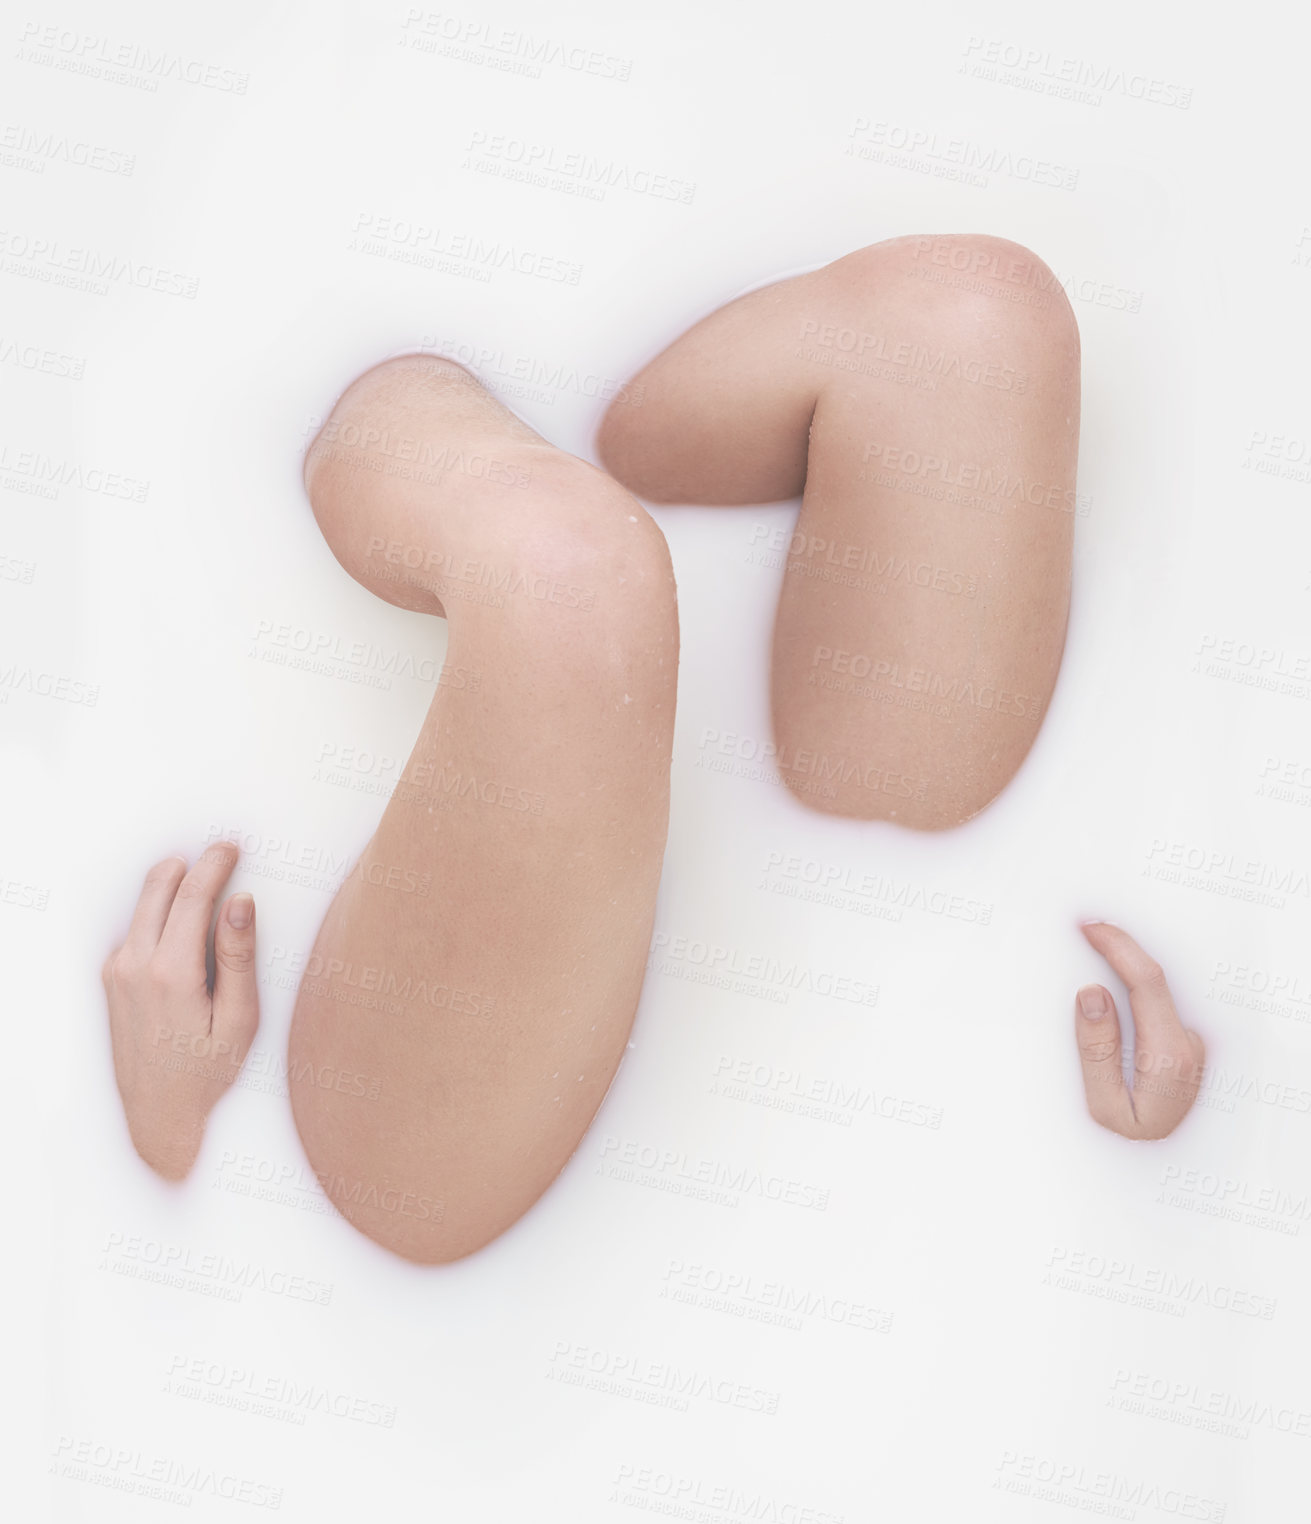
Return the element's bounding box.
[1208,959,1311,1023]
[100,1231,334,1305]
[599,1136,831,1211]
[1144,837,1310,905]
[164,1354,397,1428]
[1109,1370,1311,1436]
[610,1464,846,1524]
[961,36,1193,109]
[754,520,980,597]
[796,317,1027,391]
[311,417,531,486]
[1157,1165,1311,1234]
[269,945,495,1018]
[18,22,250,92]
[547,1342,779,1415]
[0,442,148,499]
[1043,1246,1278,1319]
[993,1450,1225,1521]
[847,118,1079,191]
[50,1437,280,1509]
[0,229,199,296]
[465,130,695,203]
[697,727,928,804]
[662,1258,893,1332]
[399,9,633,81]
[647,929,879,1007]
[862,440,1087,512]
[809,644,1041,718]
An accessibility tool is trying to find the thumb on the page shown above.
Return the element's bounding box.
[1074,982,1135,1135]
[213,893,259,1066]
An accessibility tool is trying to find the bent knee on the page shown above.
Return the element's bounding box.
[328,352,525,436]
[482,457,677,635]
[826,233,1079,358]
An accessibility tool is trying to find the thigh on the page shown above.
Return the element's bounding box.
[600,234,1081,826]
[773,245,1079,824]
[290,366,678,1261]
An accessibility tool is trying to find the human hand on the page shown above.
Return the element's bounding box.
[102,842,259,1179]
[1074,922,1205,1140]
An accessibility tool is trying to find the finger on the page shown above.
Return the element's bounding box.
[1081,922,1204,1139]
[123,856,188,955]
[1128,1019,1205,1140]
[1080,922,1179,1051]
[155,841,240,975]
[1074,982,1136,1135]
[212,893,259,1063]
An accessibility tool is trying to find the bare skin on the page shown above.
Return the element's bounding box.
[598,234,1080,828]
[286,355,678,1263]
[101,843,259,1180]
[100,274,1184,1209]
[1074,923,1205,1139]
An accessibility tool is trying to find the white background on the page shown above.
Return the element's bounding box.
[5,1,1311,1519]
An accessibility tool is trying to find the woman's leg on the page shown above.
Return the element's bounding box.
[289,355,678,1262]
[599,234,1079,828]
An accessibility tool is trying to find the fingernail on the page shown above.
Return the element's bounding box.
[1080,919,1112,929]
[227,894,254,930]
[1078,985,1108,1020]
